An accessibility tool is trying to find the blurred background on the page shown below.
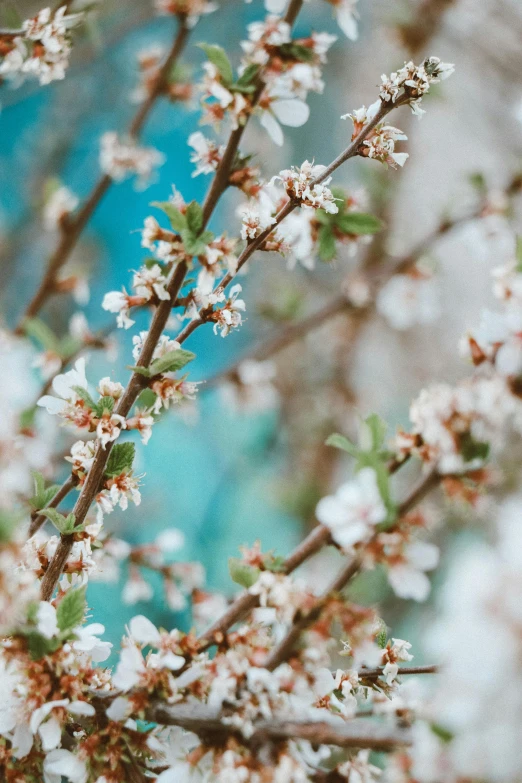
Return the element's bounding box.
[1,0,522,657]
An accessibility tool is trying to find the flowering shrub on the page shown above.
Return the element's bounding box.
[0,1,520,782]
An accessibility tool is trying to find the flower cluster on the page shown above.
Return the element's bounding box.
[99,132,165,189]
[0,6,83,86]
[379,56,455,117]
[274,160,339,213]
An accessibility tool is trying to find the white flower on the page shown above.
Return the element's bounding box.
[388,541,440,602]
[72,623,112,662]
[112,643,146,691]
[36,601,60,639]
[132,264,170,302]
[122,571,153,605]
[96,413,126,449]
[213,284,246,337]
[362,125,409,168]
[97,377,124,399]
[43,186,78,230]
[129,615,161,646]
[99,132,165,188]
[65,440,96,475]
[259,95,310,147]
[332,0,359,40]
[376,272,441,330]
[37,358,89,416]
[102,290,134,329]
[316,468,387,550]
[156,528,185,552]
[274,160,338,213]
[43,748,88,783]
[188,131,223,175]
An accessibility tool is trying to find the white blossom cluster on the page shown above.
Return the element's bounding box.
[99,132,165,189]
[0,6,84,86]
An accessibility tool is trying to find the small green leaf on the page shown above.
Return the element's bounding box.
[375,619,388,649]
[23,318,60,353]
[185,201,203,236]
[335,212,383,235]
[430,723,454,744]
[149,348,196,377]
[318,225,336,262]
[468,172,487,194]
[151,201,187,233]
[198,43,233,85]
[40,509,78,534]
[137,388,158,410]
[105,442,136,478]
[20,406,37,431]
[72,386,97,411]
[235,63,260,88]
[26,632,61,660]
[460,433,489,463]
[279,42,315,63]
[228,557,260,588]
[57,587,87,635]
[181,229,213,256]
[516,236,522,271]
[127,365,152,378]
[360,413,387,452]
[95,396,115,417]
[325,433,360,458]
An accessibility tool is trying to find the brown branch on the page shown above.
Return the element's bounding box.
[200,0,305,228]
[145,703,412,751]
[40,261,189,600]
[263,470,440,671]
[14,15,191,333]
[203,181,522,389]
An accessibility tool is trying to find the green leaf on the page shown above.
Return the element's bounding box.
[430,723,454,744]
[128,365,152,378]
[151,201,186,233]
[468,172,487,195]
[279,42,315,63]
[0,510,20,544]
[95,396,115,416]
[335,212,383,235]
[20,406,37,431]
[181,229,213,257]
[235,63,260,88]
[325,433,360,458]
[360,413,387,452]
[29,472,60,512]
[318,225,336,262]
[149,348,196,377]
[26,632,61,660]
[57,587,87,635]
[41,509,78,534]
[198,43,233,85]
[375,619,388,649]
[137,388,158,411]
[105,442,136,478]
[23,318,59,353]
[516,236,522,272]
[185,201,203,236]
[228,557,260,589]
[460,433,489,463]
[72,385,97,411]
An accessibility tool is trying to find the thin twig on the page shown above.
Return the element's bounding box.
[264,470,440,671]
[145,703,412,751]
[14,16,191,333]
